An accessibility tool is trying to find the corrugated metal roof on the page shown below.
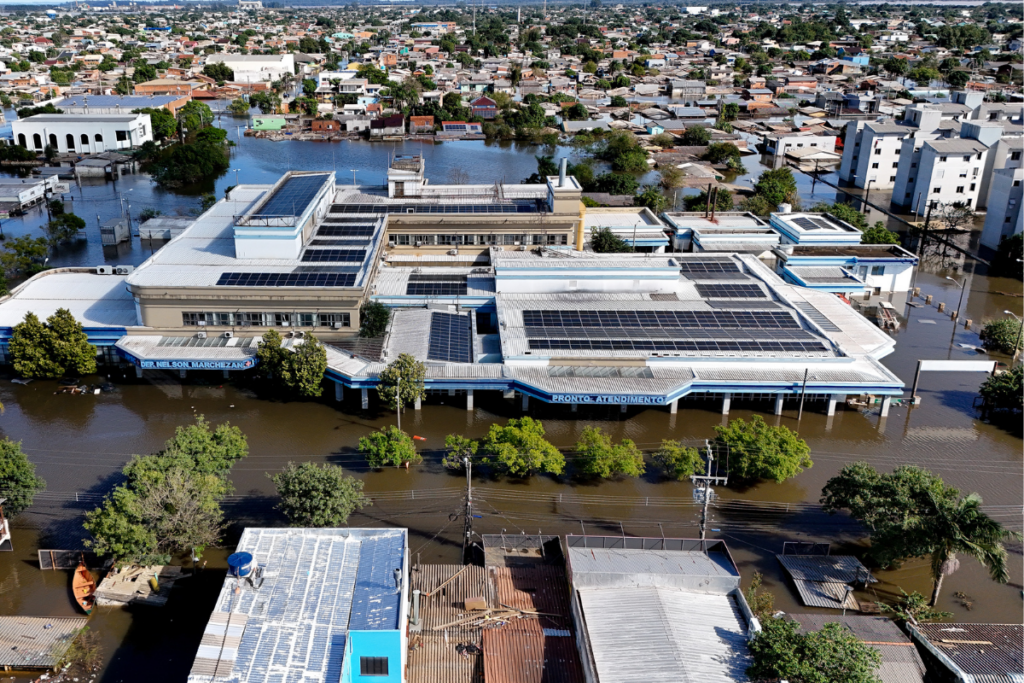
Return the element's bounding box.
[482,631,585,683]
[576,587,751,683]
[791,579,860,610]
[791,615,908,643]
[914,624,1023,680]
[0,616,89,669]
[491,566,574,632]
[777,554,875,583]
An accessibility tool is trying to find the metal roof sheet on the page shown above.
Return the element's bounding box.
[482,631,585,683]
[913,624,1024,679]
[0,616,89,669]
[777,554,875,583]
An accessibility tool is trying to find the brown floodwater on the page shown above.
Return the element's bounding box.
[0,262,1019,682]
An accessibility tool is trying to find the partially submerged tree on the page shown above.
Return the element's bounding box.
[573,426,645,478]
[359,426,420,468]
[979,364,1023,413]
[271,462,370,527]
[860,222,900,245]
[713,416,812,483]
[747,618,882,683]
[9,309,96,379]
[876,588,952,625]
[821,462,1020,605]
[255,329,328,397]
[481,417,564,476]
[978,318,1023,354]
[376,353,426,411]
[652,440,703,480]
[0,439,45,517]
[442,434,477,470]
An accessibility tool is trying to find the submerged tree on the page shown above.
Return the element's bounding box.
[271,462,370,527]
[0,439,45,517]
[376,353,426,411]
[713,416,811,483]
[359,426,420,468]
[481,417,563,477]
[9,309,96,379]
[652,440,704,480]
[573,426,645,478]
[748,618,882,683]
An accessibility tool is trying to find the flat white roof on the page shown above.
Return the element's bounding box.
[0,270,138,328]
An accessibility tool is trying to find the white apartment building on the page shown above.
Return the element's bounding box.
[13,113,153,154]
[981,167,1023,250]
[762,131,837,158]
[897,138,989,212]
[204,53,295,83]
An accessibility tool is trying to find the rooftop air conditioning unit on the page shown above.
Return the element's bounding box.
[197,331,207,339]
[114,265,134,275]
[96,265,114,275]
[197,321,207,326]
[223,332,233,338]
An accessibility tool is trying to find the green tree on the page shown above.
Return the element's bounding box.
[9,313,60,379]
[10,309,96,379]
[745,571,775,620]
[861,222,900,245]
[821,462,1020,605]
[634,185,668,213]
[883,56,908,81]
[481,417,563,476]
[877,589,952,625]
[703,142,745,172]
[813,201,867,230]
[592,172,639,195]
[590,227,633,253]
[680,124,710,146]
[752,167,799,207]
[255,329,327,397]
[227,98,251,116]
[713,416,811,483]
[979,318,1023,354]
[45,212,86,246]
[748,618,882,683]
[610,95,628,107]
[979,364,1022,412]
[376,353,426,411]
[359,426,420,468]
[653,439,703,480]
[359,301,391,337]
[946,70,970,88]
[442,434,477,470]
[573,426,645,478]
[722,102,740,121]
[271,462,370,526]
[147,139,229,186]
[202,62,234,81]
[601,130,648,172]
[176,100,214,133]
[0,439,45,517]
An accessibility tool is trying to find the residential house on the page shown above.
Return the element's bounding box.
[470,96,497,120]
[370,114,404,137]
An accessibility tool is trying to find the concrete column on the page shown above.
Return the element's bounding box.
[414,395,422,410]
[721,393,731,415]
[448,388,455,397]
[134,365,143,378]
[880,396,891,418]
[222,370,230,379]
[335,383,344,402]
[620,403,627,413]
[361,388,369,410]
[179,369,187,379]
[571,403,577,412]
[521,393,529,411]
[466,390,474,411]
[669,399,678,415]
[827,394,843,417]
[503,389,516,400]
[775,395,785,415]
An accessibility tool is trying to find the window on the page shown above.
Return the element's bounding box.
[932,187,941,194]
[318,313,351,327]
[905,192,912,198]
[115,130,128,141]
[972,168,979,177]
[1011,151,1021,161]
[962,155,971,162]
[94,134,103,143]
[908,177,915,182]
[989,111,999,121]
[394,234,410,246]
[871,265,885,276]
[437,234,463,245]
[892,162,899,168]
[955,186,964,194]
[970,183,976,191]
[1007,216,1013,223]
[1015,180,1022,187]
[874,148,881,155]
[890,176,896,182]
[502,234,524,245]
[871,162,879,169]
[360,657,388,676]
[939,156,947,162]
[911,162,917,168]
[80,133,88,145]
[273,313,293,326]
[413,235,435,245]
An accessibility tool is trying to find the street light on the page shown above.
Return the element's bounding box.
[233,168,240,186]
[350,169,357,187]
[1005,310,1023,360]
[945,276,968,320]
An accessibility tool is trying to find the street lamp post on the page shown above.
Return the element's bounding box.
[233,168,240,186]
[350,169,357,187]
[946,276,968,320]
[1005,311,1023,361]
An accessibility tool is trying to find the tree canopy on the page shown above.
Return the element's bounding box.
[9,309,96,379]
[481,417,563,476]
[979,364,1022,413]
[653,440,704,480]
[713,416,811,483]
[590,227,633,253]
[377,353,426,411]
[255,329,327,398]
[359,426,420,468]
[978,318,1023,354]
[821,462,1020,604]
[271,462,370,527]
[573,426,645,478]
[748,618,882,683]
[360,301,391,337]
[0,439,45,518]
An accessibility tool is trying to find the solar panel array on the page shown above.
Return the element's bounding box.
[300,249,366,263]
[217,272,357,287]
[529,338,828,353]
[522,309,798,330]
[428,312,471,362]
[792,216,836,232]
[330,203,538,215]
[405,274,468,296]
[678,259,741,274]
[252,174,328,219]
[315,224,376,238]
[694,283,767,299]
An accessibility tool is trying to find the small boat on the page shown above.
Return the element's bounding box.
[877,302,900,331]
[72,560,96,615]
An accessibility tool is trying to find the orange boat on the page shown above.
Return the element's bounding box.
[72,560,96,615]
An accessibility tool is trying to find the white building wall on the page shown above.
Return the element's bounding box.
[919,145,987,210]
[12,114,153,154]
[769,134,836,158]
[981,167,1024,250]
[207,53,295,83]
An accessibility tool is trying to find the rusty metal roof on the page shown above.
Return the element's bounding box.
[482,631,585,683]
[913,623,1023,680]
[0,616,88,669]
[490,566,574,632]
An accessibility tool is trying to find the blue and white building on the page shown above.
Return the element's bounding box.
[661,211,777,254]
[188,527,409,683]
[774,244,920,295]
[771,211,864,248]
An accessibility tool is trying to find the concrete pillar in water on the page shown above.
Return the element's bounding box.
[335,383,344,402]
[571,403,577,412]
[620,403,627,413]
[414,395,422,410]
[669,399,678,414]
[135,365,143,379]
[721,393,731,415]
[361,388,369,410]
[179,369,187,379]
[827,394,844,417]
[880,396,891,418]
[466,390,474,411]
[774,395,784,415]
[521,393,529,411]
[222,370,230,379]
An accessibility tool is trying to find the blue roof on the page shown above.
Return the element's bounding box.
[349,533,405,631]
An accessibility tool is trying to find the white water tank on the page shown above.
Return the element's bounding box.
[777,203,792,214]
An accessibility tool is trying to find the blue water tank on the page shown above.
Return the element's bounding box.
[227,552,254,577]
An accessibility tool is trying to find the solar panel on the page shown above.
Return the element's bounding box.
[316,224,376,237]
[409,274,467,283]
[792,216,838,231]
[300,249,366,263]
[329,203,539,215]
[428,312,471,362]
[695,283,767,298]
[521,309,798,330]
[528,338,827,353]
[678,260,741,274]
[407,282,468,296]
[309,238,367,246]
[216,272,357,287]
[253,174,328,219]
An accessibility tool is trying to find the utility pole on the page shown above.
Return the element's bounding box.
[692,440,727,553]
[918,203,933,257]
[395,379,401,431]
[462,456,473,563]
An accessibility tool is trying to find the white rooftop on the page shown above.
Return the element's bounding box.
[0,270,138,329]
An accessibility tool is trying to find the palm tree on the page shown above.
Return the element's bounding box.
[928,492,1021,606]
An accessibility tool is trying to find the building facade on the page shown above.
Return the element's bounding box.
[13,113,153,154]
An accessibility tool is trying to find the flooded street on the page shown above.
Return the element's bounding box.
[0,123,1018,681]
